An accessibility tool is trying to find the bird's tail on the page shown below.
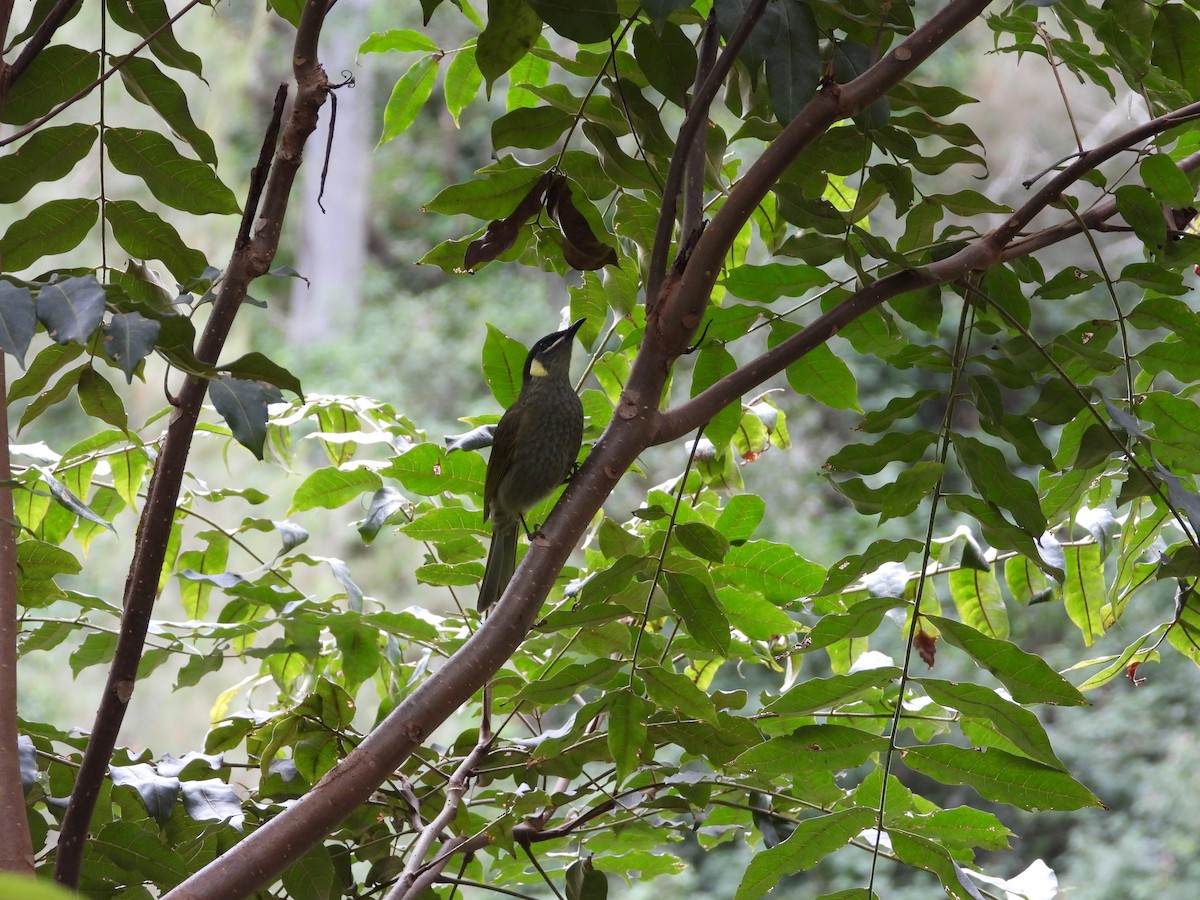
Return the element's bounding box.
[478,522,518,612]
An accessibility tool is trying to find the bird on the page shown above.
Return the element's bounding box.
[478,317,585,612]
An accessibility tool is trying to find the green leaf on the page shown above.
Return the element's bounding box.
[105,199,208,283]
[77,367,128,431]
[952,436,1045,536]
[0,45,99,126]
[632,22,696,106]
[674,522,730,562]
[608,688,650,785]
[359,29,441,54]
[723,262,832,303]
[826,431,938,476]
[641,665,719,725]
[0,123,97,203]
[444,43,483,126]
[715,494,765,543]
[889,831,984,900]
[829,461,944,522]
[772,328,861,412]
[381,442,486,497]
[664,571,730,656]
[735,724,888,775]
[0,282,37,366]
[528,0,619,44]
[806,597,907,651]
[917,678,1063,768]
[103,311,162,383]
[1152,4,1200,97]
[0,198,98,272]
[208,375,283,459]
[118,55,218,165]
[104,0,202,75]
[291,465,384,513]
[1140,154,1195,207]
[1063,543,1106,646]
[426,164,547,219]
[765,668,901,718]
[763,0,819,122]
[491,105,573,150]
[928,616,1086,706]
[9,342,84,401]
[482,324,529,407]
[1114,184,1167,252]
[92,820,190,887]
[719,540,824,605]
[218,352,303,397]
[948,565,1008,639]
[329,619,381,687]
[400,506,484,541]
[565,856,609,900]
[35,276,105,345]
[280,845,339,900]
[379,56,440,145]
[478,0,543,87]
[901,745,1102,811]
[691,344,739,451]
[734,808,877,900]
[104,128,239,215]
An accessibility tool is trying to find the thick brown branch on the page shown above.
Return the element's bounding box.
[655,100,1200,444]
[52,0,332,888]
[0,358,34,875]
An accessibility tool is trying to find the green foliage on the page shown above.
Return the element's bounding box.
[6,0,1200,897]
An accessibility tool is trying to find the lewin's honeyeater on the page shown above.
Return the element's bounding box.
[478,318,585,612]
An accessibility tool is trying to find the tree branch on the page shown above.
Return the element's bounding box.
[386,734,491,900]
[52,0,333,887]
[645,0,770,306]
[655,99,1200,444]
[647,0,996,357]
[1002,147,1200,262]
[680,9,720,242]
[0,357,34,875]
[5,0,81,87]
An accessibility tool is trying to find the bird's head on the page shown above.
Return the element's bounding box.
[524,318,584,381]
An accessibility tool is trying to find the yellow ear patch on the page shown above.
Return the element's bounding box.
[529,359,549,378]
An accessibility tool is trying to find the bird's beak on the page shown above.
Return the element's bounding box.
[566,317,585,338]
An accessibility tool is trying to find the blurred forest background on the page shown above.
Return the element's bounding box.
[7,0,1200,896]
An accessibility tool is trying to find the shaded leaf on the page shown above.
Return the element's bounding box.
[103,311,162,383]
[0,124,97,203]
[901,745,1102,811]
[35,276,105,345]
[208,375,283,459]
[118,55,217,165]
[0,45,98,126]
[734,808,877,900]
[0,198,98,272]
[104,127,239,215]
[105,199,208,283]
[105,0,201,74]
[928,616,1086,705]
[0,281,37,366]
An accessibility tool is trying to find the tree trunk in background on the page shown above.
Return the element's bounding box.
[287,0,372,344]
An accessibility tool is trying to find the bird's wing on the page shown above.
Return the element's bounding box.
[483,408,520,521]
